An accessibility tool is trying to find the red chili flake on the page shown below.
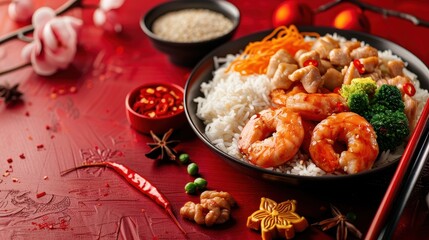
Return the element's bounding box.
[336,102,349,112]
[116,46,124,54]
[36,192,46,198]
[303,59,318,67]
[37,144,44,150]
[333,87,341,94]
[12,177,19,182]
[25,111,30,116]
[132,84,184,118]
[7,158,13,164]
[57,88,66,95]
[155,102,169,116]
[69,86,77,93]
[403,83,416,97]
[19,153,25,159]
[353,59,365,74]
[45,125,51,130]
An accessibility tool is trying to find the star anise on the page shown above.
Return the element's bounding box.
[312,204,362,240]
[145,128,180,161]
[0,83,23,104]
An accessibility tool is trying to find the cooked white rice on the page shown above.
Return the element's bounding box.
[194,38,429,176]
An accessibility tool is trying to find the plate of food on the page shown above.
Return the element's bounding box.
[184,25,429,184]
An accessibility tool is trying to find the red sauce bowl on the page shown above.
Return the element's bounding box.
[125,83,186,135]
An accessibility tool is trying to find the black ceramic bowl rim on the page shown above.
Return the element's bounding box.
[184,26,429,185]
[141,0,240,46]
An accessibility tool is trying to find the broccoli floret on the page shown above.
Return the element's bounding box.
[370,110,410,152]
[340,77,377,99]
[364,103,388,121]
[339,79,409,152]
[372,84,404,111]
[347,90,370,116]
[340,77,377,114]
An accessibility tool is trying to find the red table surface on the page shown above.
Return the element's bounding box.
[0,0,428,239]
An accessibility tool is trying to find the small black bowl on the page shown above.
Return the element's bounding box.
[141,0,240,67]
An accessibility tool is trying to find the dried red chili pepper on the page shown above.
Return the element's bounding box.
[303,59,318,67]
[61,161,186,235]
[353,59,365,74]
[403,82,416,96]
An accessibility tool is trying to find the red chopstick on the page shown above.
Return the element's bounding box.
[365,98,429,240]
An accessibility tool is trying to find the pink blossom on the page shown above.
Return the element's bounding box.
[8,0,34,23]
[93,0,125,33]
[99,0,125,11]
[21,7,82,76]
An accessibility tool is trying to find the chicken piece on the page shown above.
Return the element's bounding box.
[340,40,361,53]
[320,59,333,70]
[312,35,340,59]
[329,48,352,66]
[403,94,418,131]
[322,68,344,91]
[289,65,322,93]
[296,50,325,74]
[267,49,297,78]
[363,69,383,81]
[360,56,379,73]
[388,60,405,77]
[342,62,361,85]
[386,75,412,92]
[350,46,378,59]
[294,49,307,60]
[272,63,298,89]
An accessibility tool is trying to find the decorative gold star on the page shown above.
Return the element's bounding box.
[247,197,309,240]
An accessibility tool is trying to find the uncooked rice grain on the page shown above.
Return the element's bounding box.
[152,9,234,43]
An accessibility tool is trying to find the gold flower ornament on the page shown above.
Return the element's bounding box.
[247,198,309,240]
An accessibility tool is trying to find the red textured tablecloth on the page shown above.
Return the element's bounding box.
[0,0,428,239]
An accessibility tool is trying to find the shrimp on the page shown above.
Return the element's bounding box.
[270,87,348,121]
[309,112,379,174]
[238,107,304,168]
[301,119,317,154]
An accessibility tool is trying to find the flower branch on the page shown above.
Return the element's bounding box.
[0,0,81,45]
[315,0,429,27]
[0,0,125,79]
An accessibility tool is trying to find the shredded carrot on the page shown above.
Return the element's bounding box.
[226,25,318,75]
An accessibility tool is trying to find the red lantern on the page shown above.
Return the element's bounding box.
[333,8,370,32]
[272,0,314,27]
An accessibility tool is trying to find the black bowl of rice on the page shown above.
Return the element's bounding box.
[184,26,429,185]
[141,0,240,67]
